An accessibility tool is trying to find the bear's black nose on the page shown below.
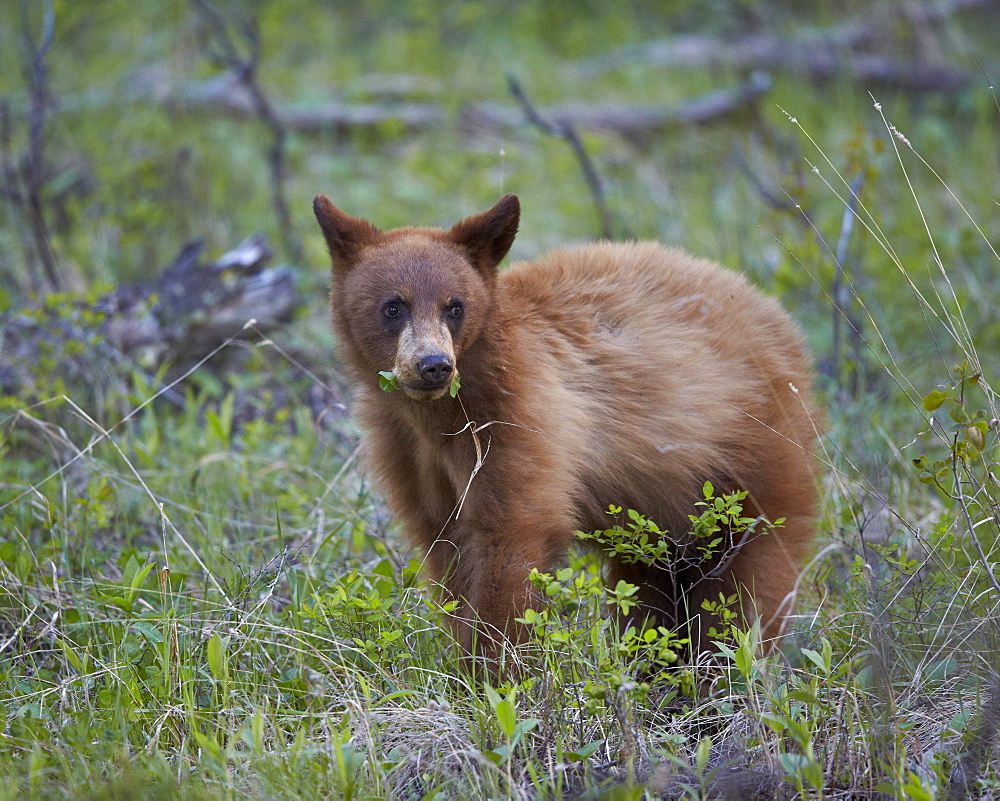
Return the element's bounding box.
[417,354,453,385]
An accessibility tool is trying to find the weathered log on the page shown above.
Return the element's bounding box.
[0,235,299,401]
[573,0,990,93]
[122,67,771,139]
[149,69,446,133]
[98,235,297,361]
[574,26,872,77]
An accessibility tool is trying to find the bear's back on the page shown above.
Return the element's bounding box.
[495,242,817,536]
[500,242,801,360]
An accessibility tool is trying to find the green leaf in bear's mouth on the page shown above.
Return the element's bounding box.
[378,371,399,392]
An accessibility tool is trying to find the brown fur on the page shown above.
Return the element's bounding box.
[314,193,818,661]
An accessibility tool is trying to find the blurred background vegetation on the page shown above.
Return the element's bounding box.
[2,1,996,334]
[1,1,999,797]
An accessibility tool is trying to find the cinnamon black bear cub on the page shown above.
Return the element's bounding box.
[314,193,817,661]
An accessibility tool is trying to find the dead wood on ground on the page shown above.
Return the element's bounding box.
[573,0,989,94]
[0,235,299,403]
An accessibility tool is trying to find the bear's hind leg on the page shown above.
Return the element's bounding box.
[683,515,811,657]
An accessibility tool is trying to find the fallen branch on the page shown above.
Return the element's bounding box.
[506,75,615,239]
[100,235,297,360]
[142,68,445,133]
[573,0,989,93]
[2,0,62,292]
[121,68,770,140]
[0,235,299,402]
[188,0,301,262]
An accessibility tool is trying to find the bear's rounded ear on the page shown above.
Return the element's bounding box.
[448,194,520,275]
[313,195,382,270]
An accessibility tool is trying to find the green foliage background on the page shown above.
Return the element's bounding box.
[1,1,999,798]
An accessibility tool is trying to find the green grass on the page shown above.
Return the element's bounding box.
[2,1,1000,798]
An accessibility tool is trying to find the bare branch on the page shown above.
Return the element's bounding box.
[467,71,771,142]
[11,0,61,291]
[507,75,615,240]
[118,67,769,140]
[188,0,301,263]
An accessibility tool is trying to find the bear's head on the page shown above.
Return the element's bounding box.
[314,194,520,401]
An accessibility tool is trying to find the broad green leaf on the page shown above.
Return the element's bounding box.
[494,699,517,738]
[133,621,163,645]
[128,562,156,599]
[483,684,502,709]
[378,371,399,391]
[967,423,986,452]
[922,390,946,411]
[122,555,141,590]
[786,689,827,711]
[949,403,969,424]
[800,647,828,674]
[207,633,229,683]
[58,638,88,674]
[779,752,813,775]
[694,736,712,773]
[735,638,754,678]
[564,740,604,762]
[97,594,132,613]
[483,747,507,765]
[924,657,957,683]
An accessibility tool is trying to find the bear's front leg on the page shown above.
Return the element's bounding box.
[435,492,574,661]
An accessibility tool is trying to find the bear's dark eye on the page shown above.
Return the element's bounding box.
[382,303,401,319]
[447,302,464,319]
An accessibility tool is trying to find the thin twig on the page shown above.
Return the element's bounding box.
[16,0,61,291]
[953,453,1000,601]
[188,0,300,262]
[507,75,615,239]
[947,670,1000,800]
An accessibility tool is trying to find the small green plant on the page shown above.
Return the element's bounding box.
[573,486,780,648]
[576,505,671,564]
[577,483,781,571]
[913,360,999,604]
[914,361,993,481]
[300,562,414,674]
[482,684,540,766]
